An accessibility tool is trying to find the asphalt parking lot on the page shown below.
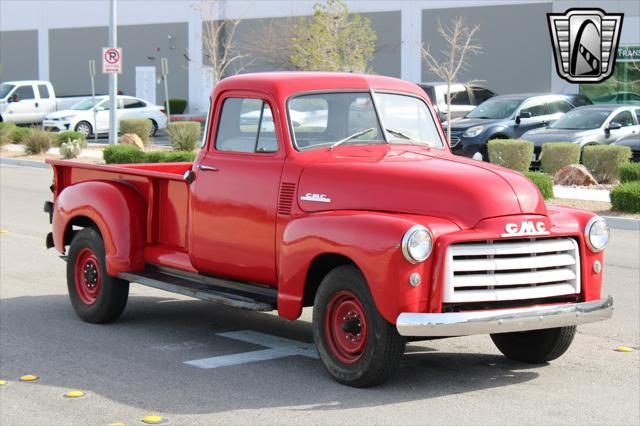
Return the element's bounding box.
[1,164,638,425]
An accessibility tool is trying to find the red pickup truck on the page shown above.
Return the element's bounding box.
[45,72,613,387]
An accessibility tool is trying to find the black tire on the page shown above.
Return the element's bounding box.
[74,121,93,138]
[313,265,406,387]
[66,228,129,323]
[490,326,576,363]
[580,143,598,163]
[149,119,158,137]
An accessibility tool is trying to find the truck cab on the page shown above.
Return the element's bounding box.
[0,80,56,123]
[46,72,613,387]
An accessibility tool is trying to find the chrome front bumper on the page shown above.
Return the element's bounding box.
[396,296,613,337]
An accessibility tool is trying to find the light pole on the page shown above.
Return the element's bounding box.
[108,0,118,144]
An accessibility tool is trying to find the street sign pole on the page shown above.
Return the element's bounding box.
[161,58,171,124]
[89,60,98,144]
[108,0,118,144]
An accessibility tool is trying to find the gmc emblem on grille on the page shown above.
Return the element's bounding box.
[501,221,550,237]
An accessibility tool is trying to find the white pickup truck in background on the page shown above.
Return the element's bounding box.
[0,80,91,124]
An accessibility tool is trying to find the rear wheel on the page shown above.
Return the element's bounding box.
[313,265,406,387]
[149,119,158,137]
[74,121,93,138]
[490,326,576,363]
[67,228,129,323]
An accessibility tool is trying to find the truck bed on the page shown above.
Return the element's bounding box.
[47,159,195,271]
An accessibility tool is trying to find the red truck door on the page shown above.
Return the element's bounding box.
[188,95,285,286]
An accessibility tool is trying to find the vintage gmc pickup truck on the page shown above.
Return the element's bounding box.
[45,72,613,387]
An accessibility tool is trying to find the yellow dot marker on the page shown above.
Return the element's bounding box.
[142,415,165,424]
[0,380,7,385]
[64,390,85,398]
[19,375,39,382]
[0,229,7,235]
[615,346,633,352]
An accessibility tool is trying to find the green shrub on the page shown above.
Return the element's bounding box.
[619,162,640,183]
[143,150,196,163]
[540,142,581,175]
[168,121,200,151]
[610,181,640,213]
[488,139,533,172]
[0,122,17,145]
[523,171,554,200]
[120,119,152,145]
[52,131,87,148]
[8,127,32,144]
[23,130,51,154]
[165,99,187,114]
[103,144,145,164]
[582,145,631,183]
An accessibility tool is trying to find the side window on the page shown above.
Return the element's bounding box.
[547,100,573,114]
[472,87,494,104]
[634,109,640,123]
[13,85,35,101]
[216,98,278,153]
[445,89,471,105]
[520,100,545,117]
[611,110,634,127]
[123,98,146,109]
[37,84,51,99]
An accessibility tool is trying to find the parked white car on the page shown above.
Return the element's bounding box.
[0,80,89,124]
[43,95,168,137]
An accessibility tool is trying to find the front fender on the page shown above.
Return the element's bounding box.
[52,180,146,276]
[277,211,459,323]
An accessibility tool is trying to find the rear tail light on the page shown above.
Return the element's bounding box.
[160,108,166,114]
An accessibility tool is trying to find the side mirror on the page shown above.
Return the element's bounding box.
[515,111,531,125]
[7,95,18,103]
[608,122,622,130]
[94,106,105,111]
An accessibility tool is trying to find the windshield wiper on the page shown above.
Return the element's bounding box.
[386,128,427,146]
[329,127,376,150]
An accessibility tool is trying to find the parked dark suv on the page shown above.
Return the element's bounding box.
[447,93,592,159]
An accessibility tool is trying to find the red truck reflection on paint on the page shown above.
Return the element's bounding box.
[45,72,613,387]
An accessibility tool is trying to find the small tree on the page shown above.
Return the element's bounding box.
[290,0,376,73]
[194,0,248,85]
[422,17,481,144]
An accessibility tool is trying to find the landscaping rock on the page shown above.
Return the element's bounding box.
[554,164,598,186]
[119,133,144,150]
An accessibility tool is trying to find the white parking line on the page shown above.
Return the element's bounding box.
[184,330,318,369]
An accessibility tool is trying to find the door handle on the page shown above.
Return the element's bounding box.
[197,164,219,172]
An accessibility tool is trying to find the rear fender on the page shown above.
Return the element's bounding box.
[277,211,459,323]
[52,181,146,276]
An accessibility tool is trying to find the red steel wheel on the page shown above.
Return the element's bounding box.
[324,290,368,364]
[74,248,101,305]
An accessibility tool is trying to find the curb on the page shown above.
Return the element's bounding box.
[602,216,640,231]
[1,157,638,231]
[0,157,50,169]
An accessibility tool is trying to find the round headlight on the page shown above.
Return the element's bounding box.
[402,225,433,263]
[585,216,609,252]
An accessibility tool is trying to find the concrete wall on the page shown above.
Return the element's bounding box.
[421,2,553,94]
[0,30,38,81]
[49,22,188,103]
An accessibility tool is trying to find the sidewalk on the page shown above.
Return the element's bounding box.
[553,185,610,202]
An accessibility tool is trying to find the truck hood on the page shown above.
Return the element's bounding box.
[297,146,546,229]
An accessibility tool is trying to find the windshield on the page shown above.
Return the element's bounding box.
[466,98,523,119]
[0,84,15,99]
[288,92,443,150]
[71,98,104,110]
[550,109,610,130]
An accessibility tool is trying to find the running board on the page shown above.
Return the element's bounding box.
[119,271,276,311]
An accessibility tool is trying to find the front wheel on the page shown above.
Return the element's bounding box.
[491,326,576,363]
[74,121,93,138]
[149,119,158,137]
[313,265,406,387]
[67,228,129,323]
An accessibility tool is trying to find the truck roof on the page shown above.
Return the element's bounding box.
[215,72,426,101]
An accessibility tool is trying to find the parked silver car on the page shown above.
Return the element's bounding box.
[521,105,640,162]
[418,82,496,122]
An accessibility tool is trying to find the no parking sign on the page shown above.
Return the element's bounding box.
[102,47,122,74]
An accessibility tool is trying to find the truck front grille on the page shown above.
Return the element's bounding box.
[443,238,580,303]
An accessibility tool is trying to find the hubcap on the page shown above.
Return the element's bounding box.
[77,124,90,137]
[74,248,101,305]
[324,290,368,364]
